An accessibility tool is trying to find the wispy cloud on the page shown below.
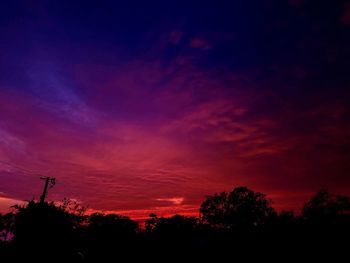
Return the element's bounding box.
[1,5,350,219]
[156,197,184,205]
[27,62,99,127]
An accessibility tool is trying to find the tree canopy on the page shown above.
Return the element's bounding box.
[200,186,276,229]
[1,187,350,261]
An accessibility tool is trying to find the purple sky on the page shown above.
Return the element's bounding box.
[1,0,350,218]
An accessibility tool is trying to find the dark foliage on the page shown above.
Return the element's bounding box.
[1,187,350,262]
[200,186,276,229]
[302,189,350,225]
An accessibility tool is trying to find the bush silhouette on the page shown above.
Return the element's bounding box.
[10,200,79,260]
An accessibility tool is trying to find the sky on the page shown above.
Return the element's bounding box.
[1,0,350,219]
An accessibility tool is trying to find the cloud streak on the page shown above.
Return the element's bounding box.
[0,0,350,218]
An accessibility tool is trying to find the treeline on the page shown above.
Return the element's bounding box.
[1,187,350,261]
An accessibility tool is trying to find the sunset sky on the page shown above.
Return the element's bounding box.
[1,0,350,219]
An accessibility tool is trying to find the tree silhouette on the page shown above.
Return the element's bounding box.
[150,214,199,236]
[84,213,139,260]
[87,212,138,237]
[145,213,158,233]
[302,189,350,224]
[1,187,350,261]
[200,186,276,229]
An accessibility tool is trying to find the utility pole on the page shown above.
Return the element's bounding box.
[40,176,56,203]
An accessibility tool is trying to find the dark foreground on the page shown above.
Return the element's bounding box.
[1,187,349,261]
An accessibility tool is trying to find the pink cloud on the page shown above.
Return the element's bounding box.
[0,195,25,213]
[156,197,184,205]
[169,31,183,44]
[189,37,212,50]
